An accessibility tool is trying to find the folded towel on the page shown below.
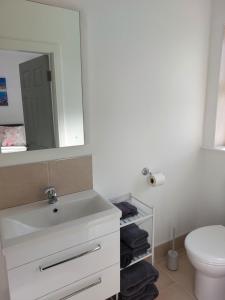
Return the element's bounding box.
[121,241,133,268]
[114,202,138,219]
[121,224,149,248]
[132,242,151,257]
[120,261,159,297]
[119,283,159,300]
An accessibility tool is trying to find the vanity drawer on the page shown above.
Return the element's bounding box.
[39,263,120,300]
[8,231,119,300]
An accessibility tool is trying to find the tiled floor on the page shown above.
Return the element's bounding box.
[155,249,196,300]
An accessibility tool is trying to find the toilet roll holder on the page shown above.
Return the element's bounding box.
[142,168,165,186]
[141,168,152,176]
[142,168,155,184]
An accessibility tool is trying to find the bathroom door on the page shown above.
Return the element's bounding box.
[19,55,56,150]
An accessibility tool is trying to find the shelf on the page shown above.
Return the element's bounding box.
[120,249,152,271]
[110,193,154,228]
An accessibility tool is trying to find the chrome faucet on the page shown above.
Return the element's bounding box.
[44,186,58,205]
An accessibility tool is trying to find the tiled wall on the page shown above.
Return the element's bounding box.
[0,156,92,210]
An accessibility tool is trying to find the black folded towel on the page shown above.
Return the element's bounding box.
[119,283,159,300]
[121,224,149,248]
[114,202,138,219]
[121,241,133,268]
[132,242,151,257]
[120,261,159,297]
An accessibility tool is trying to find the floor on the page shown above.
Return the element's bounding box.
[155,249,196,300]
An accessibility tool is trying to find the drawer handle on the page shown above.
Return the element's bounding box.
[39,244,101,272]
[60,278,102,300]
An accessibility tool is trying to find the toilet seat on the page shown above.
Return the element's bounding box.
[185,225,225,266]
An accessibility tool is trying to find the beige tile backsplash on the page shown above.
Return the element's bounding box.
[48,156,93,196]
[0,156,92,210]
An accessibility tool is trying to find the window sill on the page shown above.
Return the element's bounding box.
[201,146,225,152]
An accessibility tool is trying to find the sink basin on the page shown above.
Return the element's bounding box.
[0,190,116,242]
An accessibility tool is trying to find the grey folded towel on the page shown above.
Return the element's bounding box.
[121,241,133,268]
[121,224,149,248]
[119,283,159,300]
[114,202,138,219]
[132,242,151,257]
[120,261,159,297]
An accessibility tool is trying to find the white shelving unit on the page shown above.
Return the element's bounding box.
[109,193,155,300]
[121,249,152,271]
[110,193,155,266]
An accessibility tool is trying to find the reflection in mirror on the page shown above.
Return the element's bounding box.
[0,50,56,152]
[0,0,84,154]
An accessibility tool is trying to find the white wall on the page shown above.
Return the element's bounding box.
[26,0,212,246]
[89,0,211,245]
[0,50,41,125]
[197,149,225,228]
[0,0,213,247]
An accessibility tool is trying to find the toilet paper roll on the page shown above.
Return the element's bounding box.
[149,172,165,186]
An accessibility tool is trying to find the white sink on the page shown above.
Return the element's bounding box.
[0,190,117,242]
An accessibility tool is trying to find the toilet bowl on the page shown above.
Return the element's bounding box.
[185,225,225,300]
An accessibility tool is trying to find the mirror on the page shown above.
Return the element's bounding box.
[0,0,84,154]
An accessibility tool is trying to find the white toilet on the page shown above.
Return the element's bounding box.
[185,225,225,300]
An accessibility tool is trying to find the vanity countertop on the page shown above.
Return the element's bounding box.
[0,190,121,269]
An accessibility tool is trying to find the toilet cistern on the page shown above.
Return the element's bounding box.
[44,186,58,205]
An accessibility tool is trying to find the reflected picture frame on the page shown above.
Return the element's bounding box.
[0,77,8,106]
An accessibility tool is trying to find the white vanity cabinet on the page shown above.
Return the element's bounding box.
[38,264,119,300]
[0,191,121,300]
[8,232,120,300]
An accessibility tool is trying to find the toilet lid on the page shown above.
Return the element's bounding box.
[185,225,225,265]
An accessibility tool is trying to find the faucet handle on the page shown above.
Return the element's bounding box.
[44,186,57,197]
